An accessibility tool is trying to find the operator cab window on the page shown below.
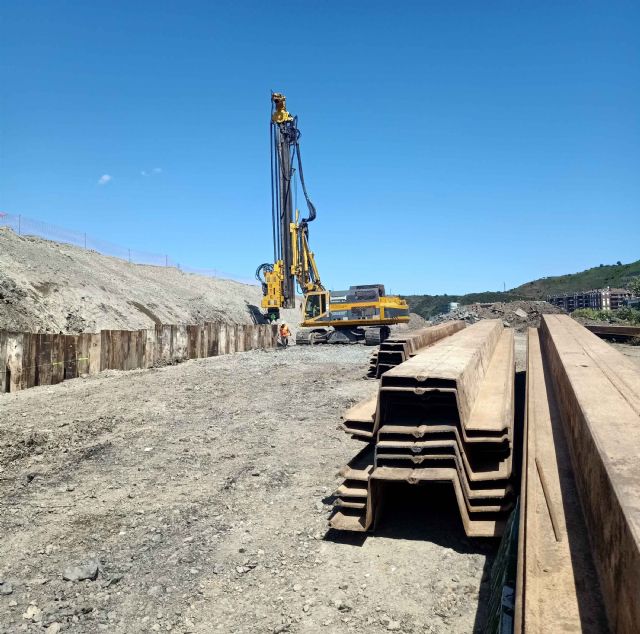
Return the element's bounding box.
[305,294,326,319]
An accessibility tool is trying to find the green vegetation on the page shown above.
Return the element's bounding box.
[571,308,615,322]
[629,276,640,296]
[513,260,640,299]
[406,260,640,319]
[617,308,640,325]
[572,307,640,325]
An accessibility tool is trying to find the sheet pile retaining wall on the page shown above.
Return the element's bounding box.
[0,323,278,393]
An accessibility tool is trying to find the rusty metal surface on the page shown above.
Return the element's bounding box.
[584,323,640,339]
[515,327,608,633]
[331,320,515,539]
[340,396,377,440]
[539,315,640,633]
[368,321,466,379]
[380,320,504,433]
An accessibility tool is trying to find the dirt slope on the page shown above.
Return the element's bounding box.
[0,228,267,333]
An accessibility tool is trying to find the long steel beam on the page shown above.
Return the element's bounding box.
[370,321,466,378]
[379,320,504,433]
[584,323,640,339]
[538,315,640,633]
[515,327,608,632]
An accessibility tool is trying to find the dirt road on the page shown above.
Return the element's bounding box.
[0,346,493,634]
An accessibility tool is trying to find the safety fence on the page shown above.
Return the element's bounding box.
[0,322,278,393]
[0,212,257,286]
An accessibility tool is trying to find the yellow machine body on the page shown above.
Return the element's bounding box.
[260,213,410,330]
[300,291,409,329]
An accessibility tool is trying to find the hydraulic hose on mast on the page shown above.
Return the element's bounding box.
[268,93,318,308]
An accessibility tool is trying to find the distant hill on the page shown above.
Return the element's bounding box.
[405,259,640,319]
[512,259,640,299]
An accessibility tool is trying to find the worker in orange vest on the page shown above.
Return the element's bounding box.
[279,322,291,348]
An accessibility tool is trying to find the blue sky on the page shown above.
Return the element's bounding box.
[1,1,638,295]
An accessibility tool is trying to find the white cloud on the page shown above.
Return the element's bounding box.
[97,174,112,186]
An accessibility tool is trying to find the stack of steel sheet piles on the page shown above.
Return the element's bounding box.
[366,321,466,379]
[515,315,640,633]
[331,319,516,537]
[341,396,378,441]
[345,322,467,439]
[365,350,379,378]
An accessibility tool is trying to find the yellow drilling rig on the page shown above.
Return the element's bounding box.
[256,93,409,345]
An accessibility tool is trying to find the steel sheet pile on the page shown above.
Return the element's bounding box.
[332,319,516,537]
[365,321,466,379]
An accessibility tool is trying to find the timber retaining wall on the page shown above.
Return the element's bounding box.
[0,323,278,393]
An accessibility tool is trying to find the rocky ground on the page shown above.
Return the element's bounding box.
[611,342,640,365]
[0,345,494,634]
[431,301,563,332]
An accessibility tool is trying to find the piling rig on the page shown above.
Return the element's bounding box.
[256,92,409,345]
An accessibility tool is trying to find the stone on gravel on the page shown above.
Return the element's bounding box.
[63,562,99,582]
[0,581,13,595]
[23,604,42,622]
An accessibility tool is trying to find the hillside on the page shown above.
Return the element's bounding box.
[406,259,640,319]
[512,259,640,298]
[0,227,269,333]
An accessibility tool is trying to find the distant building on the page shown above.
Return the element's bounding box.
[448,302,459,312]
[547,287,632,312]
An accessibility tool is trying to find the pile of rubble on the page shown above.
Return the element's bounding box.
[431,300,563,332]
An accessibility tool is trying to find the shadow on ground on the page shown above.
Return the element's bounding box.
[324,482,497,632]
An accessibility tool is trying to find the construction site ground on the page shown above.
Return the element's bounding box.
[3,339,638,634]
[2,344,496,634]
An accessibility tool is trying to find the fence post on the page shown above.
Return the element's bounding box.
[18,214,21,235]
[165,255,168,267]
[84,233,87,249]
[128,249,131,263]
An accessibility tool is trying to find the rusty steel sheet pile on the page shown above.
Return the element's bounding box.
[514,315,640,633]
[514,327,608,633]
[331,319,516,537]
[365,321,466,379]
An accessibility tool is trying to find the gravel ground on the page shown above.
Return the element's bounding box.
[611,342,640,368]
[431,301,563,332]
[0,345,494,634]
